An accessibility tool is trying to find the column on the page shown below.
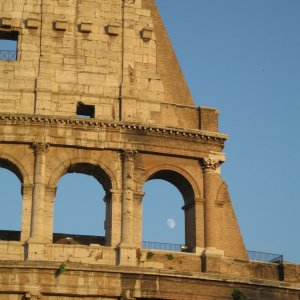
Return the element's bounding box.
[120,150,137,245]
[201,158,221,250]
[29,142,49,242]
[201,157,224,273]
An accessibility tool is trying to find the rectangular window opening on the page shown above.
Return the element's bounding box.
[76,102,95,118]
[0,31,18,61]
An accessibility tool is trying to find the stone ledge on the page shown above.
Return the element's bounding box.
[0,260,299,291]
[0,113,228,142]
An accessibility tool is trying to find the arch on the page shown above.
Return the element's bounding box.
[0,157,24,240]
[53,172,106,240]
[50,158,116,246]
[48,157,117,193]
[142,179,185,246]
[0,154,29,184]
[138,164,201,205]
[140,164,200,251]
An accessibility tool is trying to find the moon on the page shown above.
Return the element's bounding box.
[166,218,176,229]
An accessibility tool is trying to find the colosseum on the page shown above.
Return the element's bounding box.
[0,0,299,299]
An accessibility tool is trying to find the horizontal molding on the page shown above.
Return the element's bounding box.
[0,113,228,143]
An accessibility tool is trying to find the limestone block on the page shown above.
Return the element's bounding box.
[148,79,164,92]
[2,2,13,11]
[281,262,299,283]
[54,20,68,31]
[0,78,9,89]
[105,74,119,87]
[78,72,105,85]
[15,65,36,79]
[106,23,120,36]
[1,17,12,28]
[26,242,46,261]
[142,261,164,269]
[88,85,104,95]
[59,83,77,93]
[101,3,112,12]
[141,26,153,41]
[135,0,142,9]
[203,248,224,274]
[79,22,92,33]
[54,6,74,16]
[199,106,219,132]
[55,70,77,84]
[26,18,39,29]
[118,246,138,266]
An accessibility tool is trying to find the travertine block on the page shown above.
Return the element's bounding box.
[54,20,68,31]
[141,26,153,41]
[106,23,120,36]
[26,18,39,29]
[149,79,164,92]
[55,70,77,84]
[78,72,105,85]
[79,22,92,33]
[1,17,12,28]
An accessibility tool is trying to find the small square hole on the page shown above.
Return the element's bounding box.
[0,31,18,61]
[76,102,95,118]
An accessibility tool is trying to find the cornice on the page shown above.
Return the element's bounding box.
[0,114,228,144]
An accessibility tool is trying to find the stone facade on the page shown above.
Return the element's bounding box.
[0,0,200,128]
[0,0,299,299]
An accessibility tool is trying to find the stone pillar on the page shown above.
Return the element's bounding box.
[133,191,144,247]
[120,150,137,245]
[118,150,138,266]
[187,197,205,254]
[29,143,49,242]
[20,184,34,242]
[201,158,221,249]
[201,158,224,272]
[104,189,122,247]
[43,185,57,243]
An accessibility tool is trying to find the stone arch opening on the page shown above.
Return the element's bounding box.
[0,158,23,183]
[142,169,196,252]
[0,158,23,241]
[53,163,112,246]
[65,163,112,192]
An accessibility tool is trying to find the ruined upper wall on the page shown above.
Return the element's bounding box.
[0,0,218,130]
[142,0,194,107]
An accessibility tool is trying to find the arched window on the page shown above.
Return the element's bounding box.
[53,163,111,246]
[0,159,23,241]
[142,170,196,252]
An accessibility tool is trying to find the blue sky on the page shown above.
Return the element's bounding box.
[0,0,299,264]
[155,0,300,263]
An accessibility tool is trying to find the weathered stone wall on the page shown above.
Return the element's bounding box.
[0,0,299,298]
[0,117,247,259]
[0,109,298,296]
[0,0,203,129]
[0,261,299,300]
